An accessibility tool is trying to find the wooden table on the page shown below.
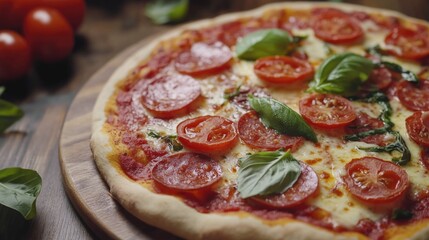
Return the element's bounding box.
[1,0,428,239]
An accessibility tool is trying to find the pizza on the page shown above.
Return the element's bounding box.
[90,2,429,239]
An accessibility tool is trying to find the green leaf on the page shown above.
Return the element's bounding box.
[237,150,301,198]
[0,168,42,220]
[0,99,24,133]
[380,61,419,83]
[309,53,374,96]
[145,0,189,25]
[392,209,413,220]
[249,96,317,142]
[236,29,292,60]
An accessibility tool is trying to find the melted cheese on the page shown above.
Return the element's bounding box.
[139,18,428,229]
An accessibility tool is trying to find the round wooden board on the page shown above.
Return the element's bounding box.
[59,36,180,240]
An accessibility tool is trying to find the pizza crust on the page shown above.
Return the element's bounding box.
[91,2,429,239]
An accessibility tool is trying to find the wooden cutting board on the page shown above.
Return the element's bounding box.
[59,36,180,240]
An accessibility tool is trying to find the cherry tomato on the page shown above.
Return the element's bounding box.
[237,111,304,151]
[299,94,357,128]
[406,112,429,147]
[396,80,429,111]
[346,112,389,146]
[0,30,31,81]
[152,152,222,192]
[253,56,314,84]
[0,0,13,24]
[385,27,429,59]
[140,74,201,119]
[343,157,409,204]
[23,7,74,62]
[0,0,39,30]
[175,41,232,76]
[313,12,363,44]
[177,116,238,153]
[249,163,318,209]
[41,0,85,30]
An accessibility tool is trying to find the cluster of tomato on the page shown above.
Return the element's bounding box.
[0,0,85,82]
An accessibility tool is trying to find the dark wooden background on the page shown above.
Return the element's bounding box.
[1,0,428,239]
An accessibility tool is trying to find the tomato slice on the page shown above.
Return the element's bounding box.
[177,116,238,153]
[237,111,304,151]
[346,112,389,146]
[299,94,357,128]
[396,80,429,111]
[253,56,314,84]
[151,152,222,192]
[140,74,201,119]
[249,162,318,209]
[312,12,363,44]
[385,27,429,59]
[343,157,409,204]
[175,41,232,76]
[406,112,429,147]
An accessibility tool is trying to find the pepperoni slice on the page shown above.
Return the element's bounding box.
[346,112,389,146]
[151,152,222,192]
[253,56,314,84]
[420,148,429,171]
[237,111,304,151]
[299,94,357,128]
[312,11,363,44]
[364,67,394,91]
[343,157,409,204]
[406,111,429,147]
[177,116,238,154]
[175,41,232,76]
[249,163,318,209]
[396,80,429,111]
[423,112,429,129]
[140,75,201,119]
[385,27,429,59]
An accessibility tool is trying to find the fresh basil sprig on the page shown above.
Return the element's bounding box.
[235,29,292,61]
[0,88,24,133]
[308,53,374,96]
[237,150,301,198]
[345,92,411,165]
[249,96,317,142]
[147,130,183,151]
[0,168,42,220]
[379,61,419,83]
[145,0,189,24]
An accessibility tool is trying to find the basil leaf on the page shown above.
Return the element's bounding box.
[380,61,419,83]
[392,209,413,221]
[237,150,301,198]
[0,99,24,133]
[249,96,317,142]
[0,168,42,220]
[236,29,292,60]
[309,53,374,96]
[145,0,188,24]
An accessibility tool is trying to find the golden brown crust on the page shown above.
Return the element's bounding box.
[91,2,429,239]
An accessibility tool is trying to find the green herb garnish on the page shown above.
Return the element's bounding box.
[392,209,413,221]
[235,29,292,60]
[237,150,301,198]
[145,0,188,24]
[379,61,419,83]
[249,96,317,142]
[0,87,24,133]
[147,130,183,151]
[308,53,374,96]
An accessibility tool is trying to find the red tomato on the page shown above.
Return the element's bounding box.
[396,80,429,111]
[0,0,39,30]
[41,0,85,30]
[152,152,222,192]
[406,112,429,147]
[177,116,238,153]
[249,163,318,209]
[299,94,357,128]
[346,112,389,146]
[253,56,314,84]
[140,74,201,119]
[175,41,232,76]
[0,30,31,81]
[23,7,74,62]
[385,27,429,59]
[343,157,409,204]
[237,111,304,151]
[0,0,13,23]
[313,12,363,44]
